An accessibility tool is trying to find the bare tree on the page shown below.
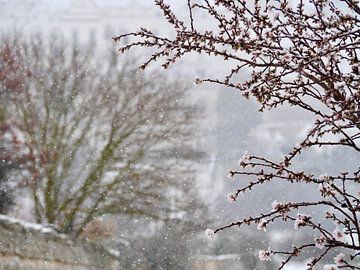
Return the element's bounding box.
[0,34,204,237]
[0,40,29,214]
[114,0,360,269]
[0,109,16,214]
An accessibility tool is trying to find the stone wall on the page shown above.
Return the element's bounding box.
[0,215,118,270]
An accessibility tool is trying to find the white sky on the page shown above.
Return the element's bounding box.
[37,0,181,8]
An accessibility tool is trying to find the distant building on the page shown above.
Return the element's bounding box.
[0,0,162,44]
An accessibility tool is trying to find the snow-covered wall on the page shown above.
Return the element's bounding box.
[0,215,118,270]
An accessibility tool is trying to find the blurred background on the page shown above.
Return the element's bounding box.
[0,1,359,269]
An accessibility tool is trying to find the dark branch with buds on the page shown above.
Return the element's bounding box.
[114,0,360,268]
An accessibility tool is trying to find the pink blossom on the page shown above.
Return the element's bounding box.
[294,214,311,229]
[268,12,279,23]
[257,219,267,232]
[227,170,235,179]
[258,249,272,261]
[314,236,326,249]
[280,51,292,62]
[334,81,346,90]
[332,228,344,241]
[319,173,330,182]
[227,193,237,202]
[318,183,336,197]
[205,229,215,240]
[271,200,279,210]
[242,150,250,162]
[334,253,346,266]
[195,78,203,84]
[271,200,284,211]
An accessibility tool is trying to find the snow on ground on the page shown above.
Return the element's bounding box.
[0,214,55,234]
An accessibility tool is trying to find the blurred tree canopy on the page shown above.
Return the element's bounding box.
[0,34,205,236]
[0,107,15,214]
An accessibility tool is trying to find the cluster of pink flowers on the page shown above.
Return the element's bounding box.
[271,200,285,211]
[279,50,292,63]
[319,183,336,197]
[258,248,273,261]
[332,227,344,242]
[195,78,203,85]
[227,170,235,179]
[241,151,250,162]
[334,253,346,266]
[314,236,326,249]
[319,173,331,182]
[294,214,311,229]
[227,193,237,202]
[205,228,215,240]
[238,151,250,168]
[333,81,346,90]
[257,219,267,232]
